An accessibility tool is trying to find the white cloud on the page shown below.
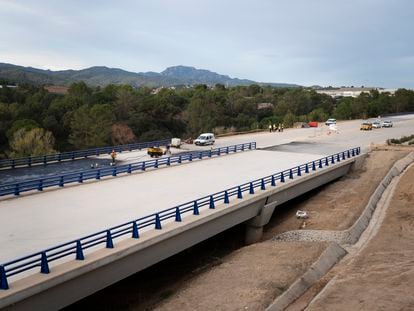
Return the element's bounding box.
[0,0,413,87]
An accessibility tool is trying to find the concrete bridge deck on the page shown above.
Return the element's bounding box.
[0,151,359,310]
[0,149,325,263]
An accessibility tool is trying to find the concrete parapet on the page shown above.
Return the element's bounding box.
[266,243,347,311]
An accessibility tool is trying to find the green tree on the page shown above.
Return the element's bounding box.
[69,104,115,149]
[393,89,414,112]
[7,119,39,140]
[333,98,353,120]
[9,128,56,157]
[283,111,296,127]
[308,108,328,122]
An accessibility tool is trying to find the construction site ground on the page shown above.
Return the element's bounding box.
[67,150,413,310]
[291,156,414,311]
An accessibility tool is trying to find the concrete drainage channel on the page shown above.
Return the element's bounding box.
[266,152,414,311]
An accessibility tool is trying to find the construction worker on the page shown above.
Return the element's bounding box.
[110,149,117,165]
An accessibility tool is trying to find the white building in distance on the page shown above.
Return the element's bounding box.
[316,87,397,98]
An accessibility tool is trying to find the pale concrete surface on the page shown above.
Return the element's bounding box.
[214,114,414,152]
[0,150,325,263]
[83,114,414,164]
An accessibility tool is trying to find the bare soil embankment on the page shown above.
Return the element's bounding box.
[305,164,414,311]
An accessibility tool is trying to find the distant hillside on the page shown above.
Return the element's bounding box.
[0,63,298,88]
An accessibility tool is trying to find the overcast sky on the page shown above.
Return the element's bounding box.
[1,0,413,87]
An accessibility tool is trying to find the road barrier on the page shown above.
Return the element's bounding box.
[0,142,256,197]
[0,146,360,290]
[0,139,171,170]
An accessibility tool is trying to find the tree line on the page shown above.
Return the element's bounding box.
[1,82,414,158]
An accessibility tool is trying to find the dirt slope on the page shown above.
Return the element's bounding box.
[306,164,414,311]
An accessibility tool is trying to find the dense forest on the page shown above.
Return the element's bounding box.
[1,82,414,158]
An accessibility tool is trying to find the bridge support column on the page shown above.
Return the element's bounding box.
[351,152,367,172]
[245,199,278,245]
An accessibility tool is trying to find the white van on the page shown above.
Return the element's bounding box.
[325,118,337,126]
[194,133,215,146]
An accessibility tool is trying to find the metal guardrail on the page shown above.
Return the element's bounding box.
[0,139,171,170]
[0,143,256,197]
[0,147,361,290]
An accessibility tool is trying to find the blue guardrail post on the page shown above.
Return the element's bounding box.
[155,214,162,229]
[237,186,243,199]
[193,201,199,215]
[224,191,230,204]
[209,196,215,209]
[76,241,85,260]
[132,222,139,238]
[175,207,182,221]
[40,252,50,274]
[0,265,9,290]
[106,230,114,248]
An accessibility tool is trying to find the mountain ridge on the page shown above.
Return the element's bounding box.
[0,62,299,88]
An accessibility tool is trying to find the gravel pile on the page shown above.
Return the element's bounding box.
[273,230,347,243]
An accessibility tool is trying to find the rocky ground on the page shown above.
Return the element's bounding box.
[66,150,411,310]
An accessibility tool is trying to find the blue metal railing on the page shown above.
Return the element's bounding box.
[0,139,171,170]
[0,142,256,197]
[0,147,361,290]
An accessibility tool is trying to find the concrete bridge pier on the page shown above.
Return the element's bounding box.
[245,199,278,244]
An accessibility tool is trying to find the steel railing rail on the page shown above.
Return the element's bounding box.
[0,139,171,170]
[0,142,256,197]
[0,147,361,290]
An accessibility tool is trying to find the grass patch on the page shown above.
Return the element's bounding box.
[387,134,414,145]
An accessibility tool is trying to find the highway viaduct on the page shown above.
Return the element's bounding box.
[0,147,362,310]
